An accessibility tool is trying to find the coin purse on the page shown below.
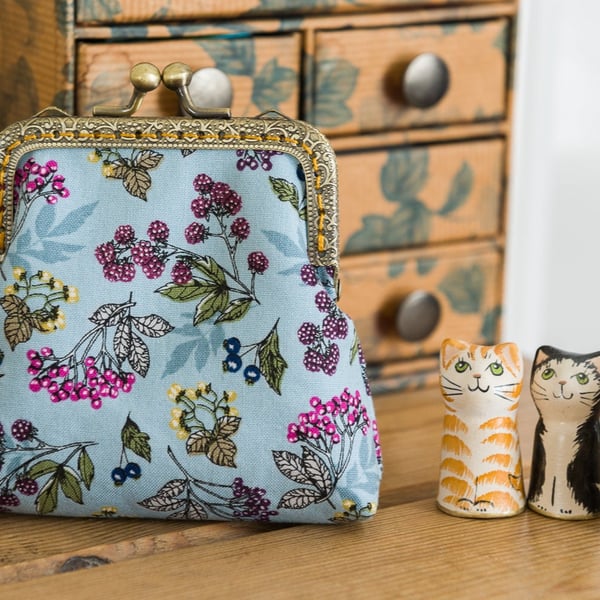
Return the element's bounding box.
[0,63,381,523]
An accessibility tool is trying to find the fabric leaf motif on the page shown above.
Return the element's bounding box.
[269,176,307,221]
[169,384,241,468]
[278,488,324,510]
[121,415,152,463]
[0,425,97,516]
[1,268,80,350]
[93,148,164,201]
[138,448,278,521]
[274,389,378,513]
[257,321,287,395]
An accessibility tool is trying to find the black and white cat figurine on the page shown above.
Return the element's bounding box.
[528,345,600,519]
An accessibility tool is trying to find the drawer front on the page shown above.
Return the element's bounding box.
[76,35,301,117]
[312,19,508,135]
[339,243,501,363]
[76,1,505,24]
[339,138,505,254]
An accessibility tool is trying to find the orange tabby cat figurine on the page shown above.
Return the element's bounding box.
[437,338,526,518]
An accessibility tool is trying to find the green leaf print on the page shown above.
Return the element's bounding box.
[215,297,252,324]
[252,58,296,111]
[314,58,358,127]
[481,305,502,343]
[197,38,255,75]
[35,477,59,516]
[58,467,84,505]
[156,280,218,302]
[269,176,307,221]
[257,321,287,395]
[381,148,429,203]
[438,162,474,216]
[193,288,230,325]
[438,265,485,314]
[78,0,123,21]
[78,449,95,490]
[345,199,430,254]
[344,215,389,253]
[121,415,152,463]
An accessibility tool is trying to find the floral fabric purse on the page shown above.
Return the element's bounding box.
[0,63,381,523]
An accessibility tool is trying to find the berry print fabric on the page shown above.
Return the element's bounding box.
[0,146,381,523]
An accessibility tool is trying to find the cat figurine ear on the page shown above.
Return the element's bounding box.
[437,338,526,518]
[528,345,600,519]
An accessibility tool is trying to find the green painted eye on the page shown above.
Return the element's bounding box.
[455,360,470,373]
[576,372,589,385]
[490,362,504,376]
[541,368,555,380]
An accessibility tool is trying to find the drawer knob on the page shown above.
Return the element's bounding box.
[401,53,450,109]
[162,62,231,119]
[395,290,441,342]
[189,67,234,111]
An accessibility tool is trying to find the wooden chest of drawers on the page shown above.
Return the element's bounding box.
[0,0,517,392]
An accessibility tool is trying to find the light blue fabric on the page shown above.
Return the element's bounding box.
[0,146,381,523]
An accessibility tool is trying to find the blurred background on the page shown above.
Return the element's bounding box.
[504,0,600,359]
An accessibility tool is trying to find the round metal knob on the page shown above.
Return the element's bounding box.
[130,62,162,93]
[395,290,441,342]
[162,62,193,91]
[401,53,450,109]
[189,67,233,109]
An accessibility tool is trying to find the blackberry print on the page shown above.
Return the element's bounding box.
[0,419,97,515]
[297,288,349,377]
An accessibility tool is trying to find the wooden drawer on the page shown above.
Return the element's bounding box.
[339,138,505,254]
[339,241,502,364]
[75,1,505,24]
[311,19,508,135]
[76,35,301,117]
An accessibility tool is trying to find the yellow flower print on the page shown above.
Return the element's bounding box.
[167,383,182,401]
[64,286,79,303]
[12,266,26,281]
[102,163,115,178]
[4,285,16,296]
[87,150,101,163]
[39,271,53,283]
[342,499,357,512]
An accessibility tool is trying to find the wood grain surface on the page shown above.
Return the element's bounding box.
[2,386,599,598]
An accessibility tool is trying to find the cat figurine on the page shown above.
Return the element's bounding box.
[528,345,600,519]
[437,338,526,518]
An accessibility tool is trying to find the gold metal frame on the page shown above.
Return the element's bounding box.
[0,110,339,273]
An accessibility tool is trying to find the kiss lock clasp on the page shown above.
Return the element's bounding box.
[92,62,232,119]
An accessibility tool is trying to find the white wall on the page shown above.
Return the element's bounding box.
[503,0,600,359]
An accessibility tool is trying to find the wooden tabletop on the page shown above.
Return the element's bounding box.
[1,387,599,598]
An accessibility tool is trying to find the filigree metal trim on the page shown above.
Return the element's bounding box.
[0,112,339,270]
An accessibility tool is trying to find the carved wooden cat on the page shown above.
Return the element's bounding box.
[437,338,525,518]
[528,345,600,519]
